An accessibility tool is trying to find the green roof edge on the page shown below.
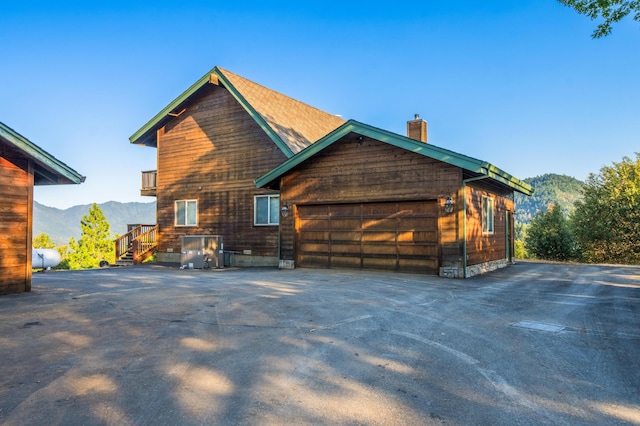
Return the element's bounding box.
[129,67,294,157]
[0,121,84,184]
[129,69,214,146]
[255,120,533,195]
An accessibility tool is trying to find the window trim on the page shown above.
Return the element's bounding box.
[254,194,280,226]
[175,199,198,227]
[482,195,495,235]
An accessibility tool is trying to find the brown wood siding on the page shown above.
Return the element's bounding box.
[279,135,464,273]
[440,187,463,268]
[155,85,287,257]
[0,156,32,294]
[465,185,514,266]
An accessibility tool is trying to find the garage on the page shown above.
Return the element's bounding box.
[257,121,532,277]
[296,201,439,274]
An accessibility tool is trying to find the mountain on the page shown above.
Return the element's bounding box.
[515,174,584,224]
[34,201,156,246]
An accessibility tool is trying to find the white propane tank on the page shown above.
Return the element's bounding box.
[32,248,62,269]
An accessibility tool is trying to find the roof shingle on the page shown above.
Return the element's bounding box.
[217,67,345,154]
[130,66,346,155]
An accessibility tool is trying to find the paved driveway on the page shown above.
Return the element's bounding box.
[1,262,639,425]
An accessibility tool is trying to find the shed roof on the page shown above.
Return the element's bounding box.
[255,120,533,196]
[130,66,345,156]
[0,121,85,185]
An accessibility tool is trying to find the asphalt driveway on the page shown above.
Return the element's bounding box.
[1,261,639,425]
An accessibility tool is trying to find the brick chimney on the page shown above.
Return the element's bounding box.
[407,114,427,143]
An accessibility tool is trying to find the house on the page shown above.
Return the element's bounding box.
[129,66,344,266]
[0,122,84,295]
[130,67,532,277]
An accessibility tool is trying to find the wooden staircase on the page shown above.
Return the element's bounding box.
[115,224,158,266]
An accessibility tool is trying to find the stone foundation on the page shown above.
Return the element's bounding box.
[439,265,464,278]
[439,258,509,278]
[466,259,508,277]
[279,260,295,269]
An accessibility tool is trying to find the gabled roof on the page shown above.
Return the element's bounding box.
[255,120,534,196]
[130,66,345,156]
[0,121,85,185]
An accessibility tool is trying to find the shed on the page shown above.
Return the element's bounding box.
[0,122,84,295]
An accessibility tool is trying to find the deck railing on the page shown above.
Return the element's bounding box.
[115,224,158,264]
[141,170,157,196]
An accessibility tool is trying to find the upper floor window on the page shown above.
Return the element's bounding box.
[175,199,197,226]
[255,195,279,226]
[482,196,494,235]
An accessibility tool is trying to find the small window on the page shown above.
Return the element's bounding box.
[255,195,279,226]
[175,200,197,226]
[482,196,495,235]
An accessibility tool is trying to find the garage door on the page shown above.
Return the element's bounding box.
[296,201,439,274]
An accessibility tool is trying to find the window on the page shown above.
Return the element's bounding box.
[482,196,494,235]
[254,195,280,226]
[175,200,197,226]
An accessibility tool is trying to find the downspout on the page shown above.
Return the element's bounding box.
[461,175,490,278]
[278,194,283,269]
[277,218,281,268]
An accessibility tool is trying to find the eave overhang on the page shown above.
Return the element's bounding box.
[255,120,533,196]
[0,121,85,185]
[129,67,295,157]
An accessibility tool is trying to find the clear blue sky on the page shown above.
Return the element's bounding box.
[2,1,639,209]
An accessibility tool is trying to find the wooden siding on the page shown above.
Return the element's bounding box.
[155,85,287,257]
[465,184,514,266]
[0,156,32,294]
[279,135,464,272]
[440,187,462,269]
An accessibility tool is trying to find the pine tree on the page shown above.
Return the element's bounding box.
[66,203,115,269]
[33,233,56,248]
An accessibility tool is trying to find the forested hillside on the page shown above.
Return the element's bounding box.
[34,201,156,245]
[515,174,584,224]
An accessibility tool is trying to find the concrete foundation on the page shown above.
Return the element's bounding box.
[233,254,278,267]
[157,252,181,264]
[157,252,278,268]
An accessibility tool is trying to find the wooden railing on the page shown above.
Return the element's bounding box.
[115,224,158,264]
[141,170,157,196]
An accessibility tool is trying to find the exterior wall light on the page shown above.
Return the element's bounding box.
[444,196,454,214]
[281,203,289,217]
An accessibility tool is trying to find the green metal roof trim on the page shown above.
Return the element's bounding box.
[129,67,294,157]
[255,120,533,196]
[129,70,214,146]
[0,121,85,185]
